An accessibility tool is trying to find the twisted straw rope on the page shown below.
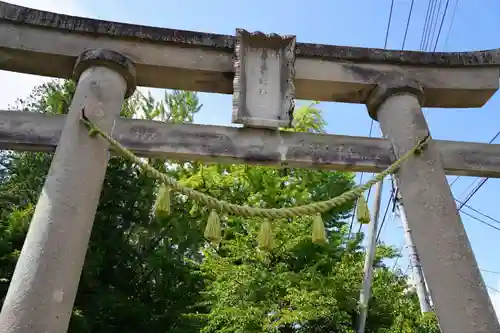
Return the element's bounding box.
[81,114,429,218]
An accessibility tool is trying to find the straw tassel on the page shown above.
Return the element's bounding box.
[311,214,327,244]
[356,195,371,224]
[258,221,274,251]
[204,210,222,245]
[155,185,171,216]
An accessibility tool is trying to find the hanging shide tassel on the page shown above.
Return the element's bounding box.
[258,221,274,251]
[155,185,171,216]
[311,214,327,244]
[356,195,371,224]
[204,210,222,245]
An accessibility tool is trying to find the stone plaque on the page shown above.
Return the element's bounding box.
[232,29,296,129]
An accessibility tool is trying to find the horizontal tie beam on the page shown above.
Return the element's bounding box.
[0,110,498,178]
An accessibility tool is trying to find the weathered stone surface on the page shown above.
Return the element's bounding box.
[1,111,500,178]
[73,48,136,98]
[376,93,500,333]
[0,66,129,333]
[1,1,499,67]
[232,29,295,129]
[0,1,498,108]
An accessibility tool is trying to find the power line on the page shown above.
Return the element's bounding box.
[387,199,500,285]
[481,269,500,275]
[460,210,500,232]
[384,0,395,49]
[451,132,499,207]
[457,177,489,210]
[420,0,434,50]
[457,178,482,200]
[389,209,500,271]
[392,242,405,271]
[349,0,394,236]
[376,189,394,242]
[378,212,395,244]
[378,0,414,241]
[423,0,439,51]
[487,285,500,293]
[377,179,398,242]
[384,196,500,271]
[401,0,415,50]
[427,0,443,51]
[455,199,500,226]
[433,0,450,51]
[403,263,411,276]
[348,121,375,235]
[443,0,460,49]
[448,131,500,187]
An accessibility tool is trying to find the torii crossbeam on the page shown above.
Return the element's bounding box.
[0,2,499,333]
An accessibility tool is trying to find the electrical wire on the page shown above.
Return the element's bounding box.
[376,189,394,242]
[387,197,500,273]
[423,0,439,51]
[377,0,416,240]
[450,131,499,204]
[457,178,482,199]
[433,0,450,51]
[348,121,375,235]
[349,1,394,236]
[427,0,443,51]
[384,0,395,49]
[481,269,500,275]
[448,131,499,187]
[403,263,411,276]
[361,0,396,233]
[391,207,500,273]
[377,177,399,242]
[460,210,500,232]
[379,212,395,244]
[389,200,500,268]
[443,0,460,50]
[455,199,500,226]
[487,285,500,293]
[457,178,489,210]
[392,242,405,271]
[401,0,415,50]
[420,0,434,50]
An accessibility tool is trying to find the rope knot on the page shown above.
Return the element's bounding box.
[80,108,98,137]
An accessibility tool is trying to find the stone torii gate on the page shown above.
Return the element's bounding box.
[0,2,499,333]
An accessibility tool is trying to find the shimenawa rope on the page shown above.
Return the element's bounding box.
[80,112,429,220]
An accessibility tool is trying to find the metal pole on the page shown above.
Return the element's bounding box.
[358,180,384,333]
[392,177,432,313]
[0,49,136,333]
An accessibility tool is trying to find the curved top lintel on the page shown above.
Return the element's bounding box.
[1,1,500,67]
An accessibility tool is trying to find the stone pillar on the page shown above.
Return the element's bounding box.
[0,49,136,333]
[366,74,500,333]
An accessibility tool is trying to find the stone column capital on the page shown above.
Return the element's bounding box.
[366,73,425,120]
[73,49,137,98]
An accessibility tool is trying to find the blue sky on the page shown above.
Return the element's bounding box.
[1,0,500,317]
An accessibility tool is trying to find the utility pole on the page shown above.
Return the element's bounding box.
[392,177,432,313]
[358,179,384,333]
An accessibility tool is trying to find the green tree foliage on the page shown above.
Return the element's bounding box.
[0,81,439,332]
[0,82,206,332]
[192,104,439,333]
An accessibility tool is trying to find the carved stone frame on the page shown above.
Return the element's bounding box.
[232,28,296,129]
